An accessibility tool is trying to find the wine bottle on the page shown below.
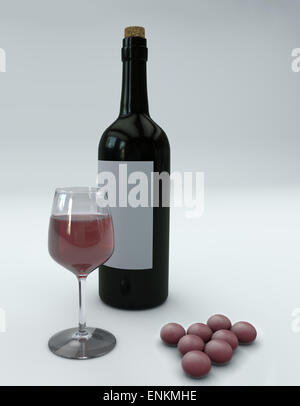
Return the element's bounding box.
[98,26,170,309]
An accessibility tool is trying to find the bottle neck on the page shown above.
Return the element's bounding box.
[119,36,149,117]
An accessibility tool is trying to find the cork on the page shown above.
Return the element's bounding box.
[124,26,145,38]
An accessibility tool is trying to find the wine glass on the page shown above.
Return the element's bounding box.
[48,187,116,359]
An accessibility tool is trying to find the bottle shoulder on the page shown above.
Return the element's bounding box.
[98,113,170,162]
[101,113,168,141]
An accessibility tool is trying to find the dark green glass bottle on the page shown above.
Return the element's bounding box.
[98,27,170,309]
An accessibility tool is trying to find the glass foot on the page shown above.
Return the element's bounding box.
[48,327,116,360]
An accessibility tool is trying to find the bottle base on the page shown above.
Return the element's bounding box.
[99,293,168,311]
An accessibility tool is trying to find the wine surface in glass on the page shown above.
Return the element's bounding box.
[49,214,113,277]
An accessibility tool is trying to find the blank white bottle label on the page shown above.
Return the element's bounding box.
[98,160,153,270]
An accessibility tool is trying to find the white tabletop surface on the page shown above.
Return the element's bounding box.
[0,188,299,386]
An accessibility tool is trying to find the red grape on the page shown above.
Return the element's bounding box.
[182,350,212,377]
[231,321,257,344]
[178,334,204,355]
[211,329,238,350]
[207,314,232,332]
[204,339,233,364]
[160,323,185,345]
[187,323,212,342]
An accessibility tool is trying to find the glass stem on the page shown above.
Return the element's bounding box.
[78,277,87,335]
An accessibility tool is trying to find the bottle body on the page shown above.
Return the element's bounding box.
[98,113,170,309]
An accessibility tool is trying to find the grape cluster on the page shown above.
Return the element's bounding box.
[160,314,257,378]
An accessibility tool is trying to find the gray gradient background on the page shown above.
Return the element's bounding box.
[0,0,300,385]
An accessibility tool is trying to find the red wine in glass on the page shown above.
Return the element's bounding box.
[49,214,114,277]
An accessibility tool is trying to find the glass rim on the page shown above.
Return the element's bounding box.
[55,186,102,194]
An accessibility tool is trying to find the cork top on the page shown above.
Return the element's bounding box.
[124,26,145,38]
